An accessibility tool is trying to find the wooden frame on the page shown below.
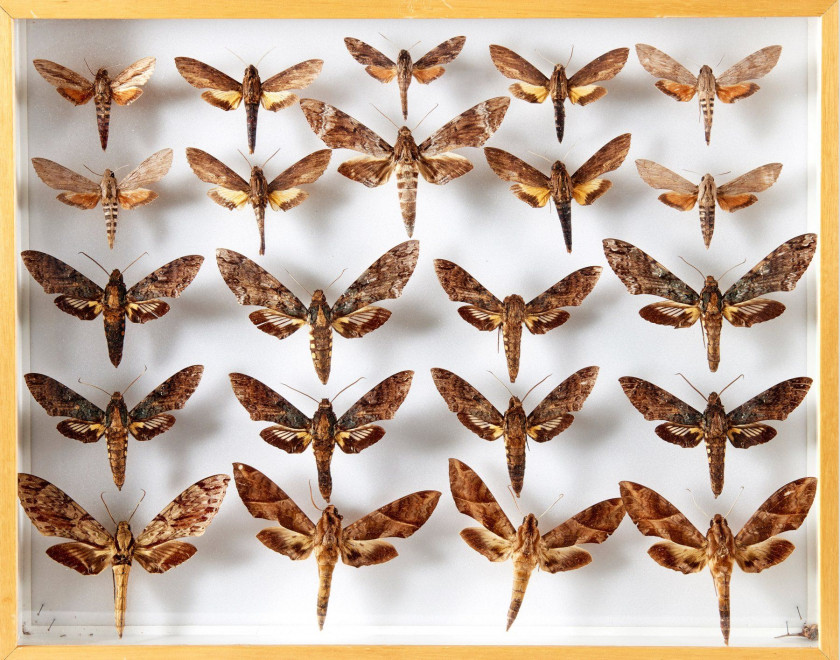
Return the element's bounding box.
[0,2,836,658]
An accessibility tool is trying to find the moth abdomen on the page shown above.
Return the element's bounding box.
[556,200,573,253]
[107,430,129,490]
[94,97,111,151]
[706,436,727,498]
[507,560,533,630]
[553,97,565,143]
[396,162,419,237]
[699,201,716,248]
[113,564,130,637]
[316,559,335,630]
[246,102,259,154]
[104,199,119,249]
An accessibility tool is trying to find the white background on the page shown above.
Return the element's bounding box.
[17,17,817,647]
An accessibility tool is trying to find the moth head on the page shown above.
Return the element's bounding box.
[244,64,258,78]
[700,63,713,76]
[95,68,109,80]
[323,504,343,525]
[520,512,540,534]
[318,398,332,411]
[550,160,569,185]
[397,126,413,139]
[311,289,327,305]
[398,49,412,66]
[116,520,133,538]
[704,275,719,288]
[700,173,715,189]
[103,169,116,182]
[707,391,722,406]
[710,512,730,531]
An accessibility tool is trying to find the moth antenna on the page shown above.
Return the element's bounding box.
[723,486,744,518]
[487,370,514,397]
[77,377,110,396]
[331,377,365,404]
[716,170,732,177]
[261,147,282,169]
[407,40,422,53]
[84,58,94,77]
[280,382,320,405]
[538,493,564,520]
[508,485,523,510]
[565,45,575,68]
[685,488,709,519]
[370,103,400,130]
[226,47,248,66]
[681,168,701,176]
[718,373,744,397]
[255,46,276,67]
[83,164,104,177]
[561,140,579,163]
[716,53,726,68]
[412,104,438,132]
[308,481,324,511]
[535,50,555,68]
[675,372,708,402]
[678,255,706,280]
[127,489,146,524]
[100,493,117,526]
[122,365,148,397]
[378,32,393,44]
[797,605,803,621]
[121,252,148,275]
[716,258,747,283]
[521,374,552,404]
[237,149,252,169]
[324,268,348,295]
[527,150,553,165]
[282,268,312,297]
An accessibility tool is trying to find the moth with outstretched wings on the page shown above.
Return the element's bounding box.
[233,463,440,629]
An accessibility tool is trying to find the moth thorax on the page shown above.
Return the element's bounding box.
[115,521,135,556]
[505,398,526,433]
[700,174,716,201]
[503,293,525,316]
[313,402,337,438]
[551,161,571,195]
[394,127,419,161]
[708,514,735,558]
[250,166,268,199]
[517,514,541,551]
[317,505,343,544]
[106,392,128,416]
[550,65,567,98]
[95,70,110,91]
[699,64,714,77]
[242,65,261,102]
[105,272,127,305]
[102,170,118,196]
[397,50,412,70]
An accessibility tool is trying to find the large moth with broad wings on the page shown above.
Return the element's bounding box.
[489,45,629,143]
[433,259,602,382]
[229,370,413,501]
[635,159,782,248]
[449,459,625,630]
[18,473,229,637]
[344,36,466,119]
[233,463,440,629]
[31,149,174,249]
[635,44,782,145]
[22,251,204,368]
[484,134,631,253]
[216,241,419,385]
[619,375,812,497]
[25,366,204,490]
[185,147,331,255]
[33,57,156,150]
[620,477,817,645]
[175,56,323,153]
[602,234,817,372]
[300,96,509,237]
[432,367,599,496]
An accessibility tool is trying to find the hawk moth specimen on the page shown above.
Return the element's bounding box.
[489,45,629,143]
[432,367,598,496]
[175,55,323,154]
[233,462,440,629]
[619,375,812,497]
[33,56,156,150]
[635,159,782,248]
[433,259,601,382]
[602,234,817,372]
[216,240,419,385]
[18,472,229,637]
[635,44,782,145]
[300,96,509,236]
[449,459,625,630]
[185,147,331,255]
[344,36,466,119]
[31,149,174,249]
[484,134,631,253]
[776,607,819,641]
[229,370,413,501]
[22,250,204,367]
[25,365,204,490]
[620,477,817,645]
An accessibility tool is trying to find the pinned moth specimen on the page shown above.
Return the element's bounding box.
[776,607,819,641]
[433,259,601,382]
[432,367,598,496]
[449,459,625,630]
[31,149,174,249]
[217,241,418,384]
[175,55,323,153]
[635,44,782,145]
[185,147,331,255]
[229,370,413,501]
[620,477,817,645]
[25,366,204,490]
[22,251,204,367]
[489,45,629,143]
[18,472,229,637]
[344,36,466,119]
[233,462,440,629]
[602,234,817,372]
[485,134,631,253]
[636,159,783,248]
[619,374,812,497]
[300,96,509,236]
[33,57,156,150]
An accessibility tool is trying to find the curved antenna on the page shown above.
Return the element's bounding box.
[331,376,364,404]
[678,255,706,280]
[378,32,393,44]
[538,493,564,520]
[255,46,276,67]
[308,481,324,511]
[237,149,252,169]
[324,268,348,295]
[100,493,117,526]
[261,147,282,169]
[718,373,744,397]
[717,258,747,283]
[675,372,708,402]
[521,374,551,404]
[280,382,320,405]
[121,252,148,275]
[370,103,400,130]
[78,377,110,396]
[535,50,555,68]
[565,45,575,68]
[282,268,312,297]
[487,370,514,398]
[84,58,95,77]
[723,486,744,518]
[122,365,148,397]
[681,168,701,176]
[527,150,552,165]
[406,40,422,53]
[507,485,523,511]
[127,489,147,524]
[685,488,709,519]
[561,139,579,163]
[715,170,732,177]
[412,104,438,132]
[226,47,247,66]
[716,53,726,68]
[83,164,104,177]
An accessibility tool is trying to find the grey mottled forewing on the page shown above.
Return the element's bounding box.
[432,259,503,310]
[31,158,100,193]
[635,44,698,86]
[726,377,813,425]
[233,462,315,535]
[185,148,249,191]
[337,370,414,428]
[716,46,783,85]
[215,248,307,317]
[127,255,204,301]
[344,38,397,68]
[119,149,174,190]
[21,251,103,300]
[261,59,323,92]
[635,159,698,194]
[129,365,204,420]
[430,368,505,436]
[488,45,549,87]
[32,59,94,96]
[618,377,704,424]
[484,148,551,188]
[571,133,631,187]
[602,239,700,304]
[716,163,782,196]
[24,373,105,421]
[229,373,311,428]
[419,97,510,156]
[528,366,599,426]
[300,99,393,157]
[174,57,242,91]
[526,266,602,310]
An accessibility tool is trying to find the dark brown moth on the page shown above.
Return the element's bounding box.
[31,149,174,249]
[433,259,601,382]
[619,375,812,497]
[488,45,629,143]
[432,367,599,496]
[635,159,783,248]
[449,459,625,630]
[300,96,509,236]
[33,57,156,150]
[344,36,466,119]
[185,147,331,255]
[22,251,204,368]
[602,234,817,372]
[233,462,440,629]
[229,370,413,501]
[216,241,418,385]
[776,607,819,641]
[25,366,204,490]
[635,44,782,145]
[485,134,631,253]
[620,477,817,645]
[175,56,323,153]
[18,472,229,637]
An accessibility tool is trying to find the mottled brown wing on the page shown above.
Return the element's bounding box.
[635,44,698,86]
[526,366,599,442]
[570,134,631,189]
[619,377,704,424]
[21,251,104,319]
[433,259,504,312]
[109,56,156,104]
[24,373,105,422]
[525,266,602,334]
[229,373,311,428]
[300,98,393,157]
[118,149,174,191]
[31,158,100,194]
[233,463,315,535]
[32,59,94,104]
[268,150,332,193]
[568,48,630,87]
[431,368,504,441]
[723,234,817,305]
[261,59,323,92]
[717,163,782,197]
[541,498,626,551]
[414,36,467,78]
[344,37,397,78]
[129,365,204,423]
[449,458,515,540]
[725,377,813,450]
[619,481,706,548]
[185,148,249,191]
[336,370,413,431]
[126,255,204,301]
[418,97,509,156]
[484,148,552,208]
[716,46,783,85]
[602,238,700,304]
[175,57,242,91]
[635,159,698,195]
[488,45,550,102]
